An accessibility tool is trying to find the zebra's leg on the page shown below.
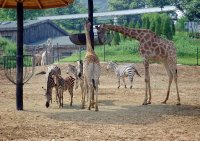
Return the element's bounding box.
[61,89,64,108]
[117,76,120,88]
[122,76,126,88]
[68,88,73,106]
[129,76,133,89]
[55,86,59,103]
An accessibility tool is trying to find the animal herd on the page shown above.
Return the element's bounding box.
[40,19,181,112]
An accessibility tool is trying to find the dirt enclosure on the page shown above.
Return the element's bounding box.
[0,62,200,141]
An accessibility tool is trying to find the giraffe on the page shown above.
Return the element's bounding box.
[96,24,180,105]
[82,20,101,111]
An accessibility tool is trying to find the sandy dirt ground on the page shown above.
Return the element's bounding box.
[0,62,200,141]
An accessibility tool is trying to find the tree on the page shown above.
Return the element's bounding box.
[154,14,162,36]
[141,14,150,29]
[112,32,121,46]
[162,14,173,40]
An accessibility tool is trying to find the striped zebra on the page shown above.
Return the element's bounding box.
[66,61,90,103]
[44,65,61,108]
[44,70,56,108]
[66,64,79,89]
[107,61,141,89]
[54,75,75,108]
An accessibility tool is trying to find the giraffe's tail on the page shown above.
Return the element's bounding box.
[92,79,96,90]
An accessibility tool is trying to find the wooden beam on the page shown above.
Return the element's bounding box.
[2,0,8,8]
[60,0,68,5]
[36,0,42,9]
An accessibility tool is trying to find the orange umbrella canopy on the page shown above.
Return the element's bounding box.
[0,0,74,9]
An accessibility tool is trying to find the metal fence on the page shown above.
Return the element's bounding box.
[24,44,85,64]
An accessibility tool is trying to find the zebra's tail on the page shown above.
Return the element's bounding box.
[134,69,141,77]
[92,79,96,90]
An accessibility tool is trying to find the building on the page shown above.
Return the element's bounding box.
[0,19,85,59]
[0,19,68,44]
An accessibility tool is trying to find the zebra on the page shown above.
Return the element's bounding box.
[44,70,56,108]
[66,64,79,89]
[54,75,75,108]
[44,65,61,108]
[107,61,141,89]
[66,61,90,103]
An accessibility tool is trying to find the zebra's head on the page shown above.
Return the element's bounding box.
[107,61,117,71]
[42,86,52,108]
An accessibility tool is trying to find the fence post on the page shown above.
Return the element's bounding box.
[197,47,199,65]
[57,43,59,62]
[79,46,81,60]
[52,45,54,63]
[104,45,105,62]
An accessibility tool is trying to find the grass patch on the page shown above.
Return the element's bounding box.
[61,32,200,65]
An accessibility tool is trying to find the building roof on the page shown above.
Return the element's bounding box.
[25,36,75,46]
[0,19,68,35]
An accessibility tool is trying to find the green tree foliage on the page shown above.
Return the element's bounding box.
[175,17,187,32]
[141,13,174,40]
[154,14,162,36]
[141,14,150,29]
[135,21,141,28]
[162,14,173,40]
[112,32,121,46]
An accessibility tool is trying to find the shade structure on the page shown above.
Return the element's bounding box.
[0,0,74,9]
[0,0,75,110]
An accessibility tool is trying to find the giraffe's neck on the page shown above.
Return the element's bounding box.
[103,24,151,42]
[85,27,95,54]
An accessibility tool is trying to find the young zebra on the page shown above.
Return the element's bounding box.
[44,71,56,108]
[44,65,61,108]
[107,61,141,89]
[54,75,75,108]
[66,62,90,103]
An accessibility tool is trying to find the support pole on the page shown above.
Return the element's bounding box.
[88,0,94,50]
[197,47,199,65]
[16,2,24,110]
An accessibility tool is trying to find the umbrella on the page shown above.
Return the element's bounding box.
[0,0,75,110]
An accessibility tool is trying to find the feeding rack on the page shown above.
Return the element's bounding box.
[3,55,35,85]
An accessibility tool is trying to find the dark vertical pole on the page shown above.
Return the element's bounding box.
[57,43,59,62]
[16,2,23,110]
[197,47,199,65]
[88,0,94,50]
[104,45,105,62]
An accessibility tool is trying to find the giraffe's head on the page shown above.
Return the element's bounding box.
[95,24,107,44]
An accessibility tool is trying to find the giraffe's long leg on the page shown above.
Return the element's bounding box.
[95,81,99,111]
[81,84,86,109]
[88,85,92,110]
[173,68,181,105]
[162,62,173,104]
[143,60,150,105]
